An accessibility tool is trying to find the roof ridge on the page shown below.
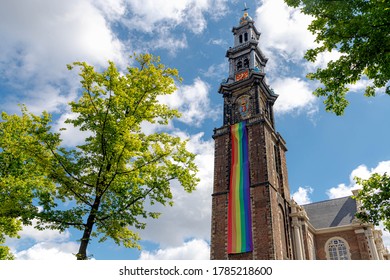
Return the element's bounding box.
[301,195,352,206]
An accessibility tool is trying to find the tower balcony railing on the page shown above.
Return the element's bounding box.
[227,39,258,54]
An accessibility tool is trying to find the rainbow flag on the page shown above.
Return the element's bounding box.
[228,121,253,254]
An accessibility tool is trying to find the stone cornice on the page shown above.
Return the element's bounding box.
[313,224,363,234]
[231,21,260,36]
[211,190,228,197]
[219,72,278,103]
[212,126,230,138]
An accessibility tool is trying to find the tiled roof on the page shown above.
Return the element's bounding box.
[302,196,357,229]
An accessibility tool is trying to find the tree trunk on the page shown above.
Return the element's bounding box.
[76,196,101,260]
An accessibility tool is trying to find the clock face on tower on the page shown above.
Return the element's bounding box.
[236,95,251,120]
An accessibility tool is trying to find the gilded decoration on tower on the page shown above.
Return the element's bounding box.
[235,70,249,82]
[239,3,252,25]
[237,95,251,119]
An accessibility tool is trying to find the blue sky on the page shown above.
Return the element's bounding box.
[1,0,390,260]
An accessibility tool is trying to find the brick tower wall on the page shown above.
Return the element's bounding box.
[211,116,293,260]
[210,128,229,260]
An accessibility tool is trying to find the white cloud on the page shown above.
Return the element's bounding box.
[6,220,79,260]
[124,0,189,33]
[327,183,356,200]
[151,28,188,55]
[140,120,175,136]
[250,0,321,119]
[0,0,126,114]
[348,78,376,93]
[292,186,313,205]
[122,0,230,55]
[14,241,79,260]
[94,0,127,21]
[326,161,390,199]
[208,39,228,47]
[349,164,372,182]
[53,111,93,147]
[305,50,343,72]
[139,239,209,260]
[124,0,228,34]
[159,78,218,126]
[139,132,214,247]
[2,84,79,115]
[202,62,229,81]
[17,221,71,243]
[273,77,318,116]
[255,0,316,61]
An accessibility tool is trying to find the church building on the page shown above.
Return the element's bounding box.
[210,9,389,260]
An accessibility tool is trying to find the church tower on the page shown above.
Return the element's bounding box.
[210,8,294,260]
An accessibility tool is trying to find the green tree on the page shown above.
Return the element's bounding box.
[285,0,390,115]
[0,217,20,260]
[354,173,390,231]
[0,109,51,260]
[0,54,199,260]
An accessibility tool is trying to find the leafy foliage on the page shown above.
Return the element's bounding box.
[0,217,20,260]
[354,173,390,231]
[285,0,390,115]
[0,245,15,260]
[0,54,199,260]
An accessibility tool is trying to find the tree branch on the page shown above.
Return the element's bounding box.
[117,153,170,176]
[43,140,94,188]
[97,185,157,223]
[36,215,87,228]
[97,176,175,223]
[96,151,170,198]
[86,84,99,119]
[61,180,92,207]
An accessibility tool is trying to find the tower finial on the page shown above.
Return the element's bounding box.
[242,2,249,12]
[239,2,252,25]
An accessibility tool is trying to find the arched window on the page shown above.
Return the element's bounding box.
[243,58,249,69]
[244,32,248,42]
[239,34,243,44]
[236,61,242,71]
[326,238,351,260]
